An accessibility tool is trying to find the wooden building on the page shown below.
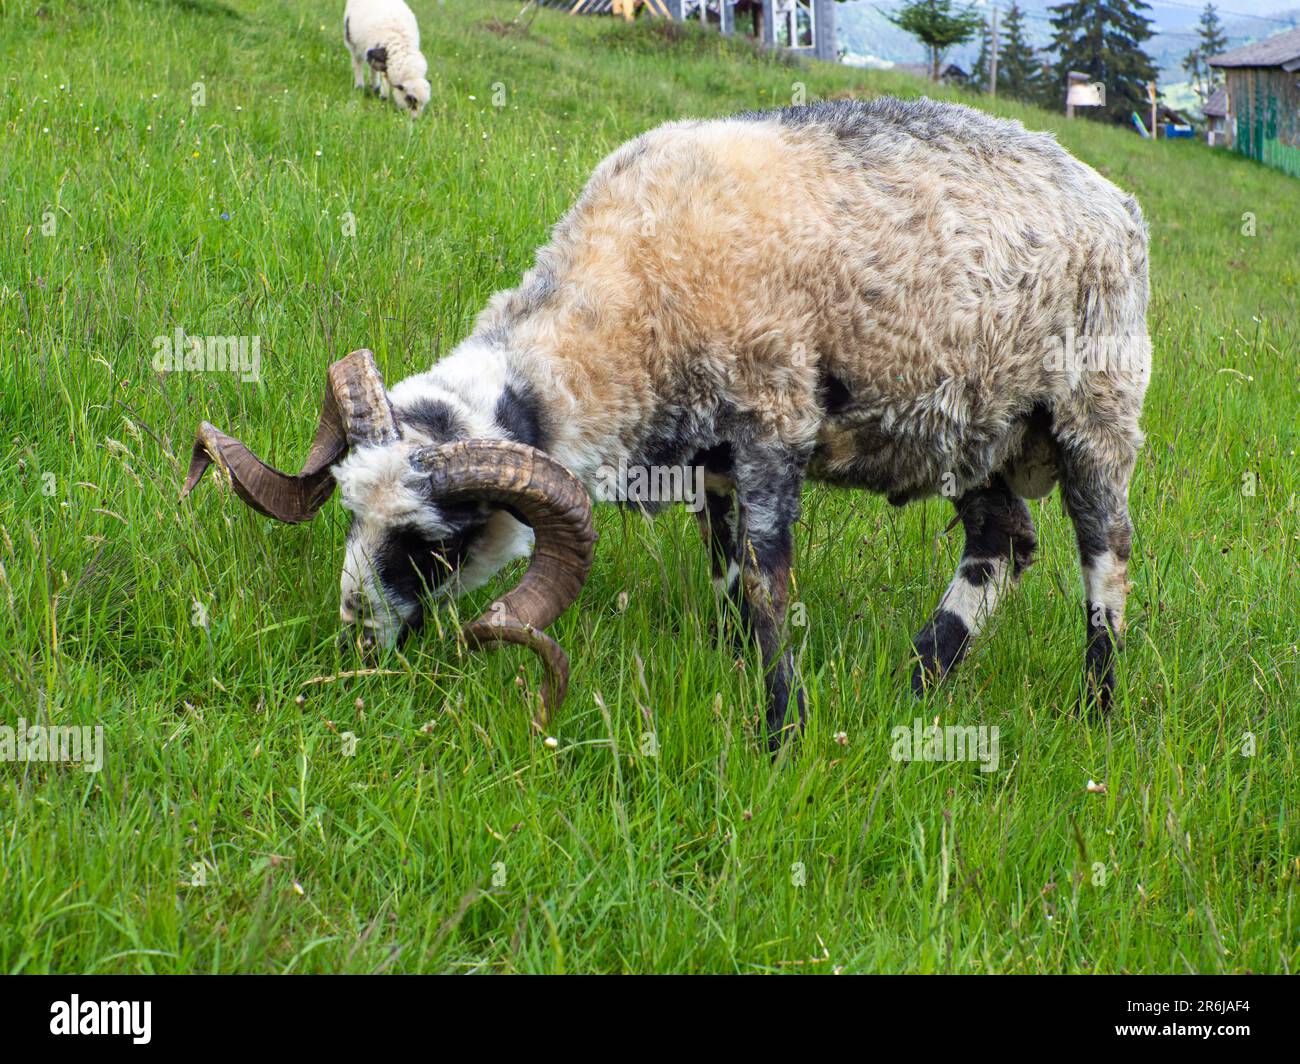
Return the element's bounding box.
[1208,26,1300,178]
[1202,85,1229,147]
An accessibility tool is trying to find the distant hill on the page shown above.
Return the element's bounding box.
[837,1,1300,85]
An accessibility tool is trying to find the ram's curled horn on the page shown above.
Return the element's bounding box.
[179,349,398,523]
[417,440,596,723]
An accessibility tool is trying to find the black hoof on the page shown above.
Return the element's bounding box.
[910,610,970,696]
[910,660,936,697]
[765,688,806,756]
[1077,670,1115,719]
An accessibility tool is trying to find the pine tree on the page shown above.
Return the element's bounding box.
[973,16,994,93]
[1182,45,1205,101]
[998,3,1041,103]
[1182,3,1229,106]
[1036,57,1059,110]
[1048,0,1158,125]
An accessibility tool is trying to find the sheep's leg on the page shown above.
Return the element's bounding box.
[730,445,807,752]
[365,44,389,97]
[1059,449,1135,716]
[698,482,773,653]
[693,448,745,643]
[351,53,366,91]
[911,475,1037,695]
[696,484,741,602]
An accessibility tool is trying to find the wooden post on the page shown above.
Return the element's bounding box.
[1149,81,1158,140]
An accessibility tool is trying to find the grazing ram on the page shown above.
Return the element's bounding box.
[343,0,431,116]
[182,98,1151,749]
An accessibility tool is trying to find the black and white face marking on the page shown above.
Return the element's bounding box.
[398,395,466,443]
[390,78,430,116]
[333,380,537,650]
[339,506,535,651]
[363,500,486,635]
[335,398,469,645]
[336,449,532,649]
[336,441,458,647]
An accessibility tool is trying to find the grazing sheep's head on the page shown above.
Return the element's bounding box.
[181,350,595,717]
[392,76,430,117]
[331,440,534,649]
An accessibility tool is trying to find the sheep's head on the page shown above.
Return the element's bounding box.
[180,350,595,719]
[392,76,431,117]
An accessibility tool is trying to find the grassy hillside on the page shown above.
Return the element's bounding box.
[0,0,1296,974]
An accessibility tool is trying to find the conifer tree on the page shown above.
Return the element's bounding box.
[1182,3,1229,106]
[1048,0,1158,124]
[973,16,994,92]
[998,3,1042,103]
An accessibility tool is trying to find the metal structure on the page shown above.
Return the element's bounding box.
[557,0,837,63]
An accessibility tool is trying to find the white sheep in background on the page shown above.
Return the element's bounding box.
[182,98,1151,750]
[343,0,431,116]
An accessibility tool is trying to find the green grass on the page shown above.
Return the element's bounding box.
[1,0,1297,974]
